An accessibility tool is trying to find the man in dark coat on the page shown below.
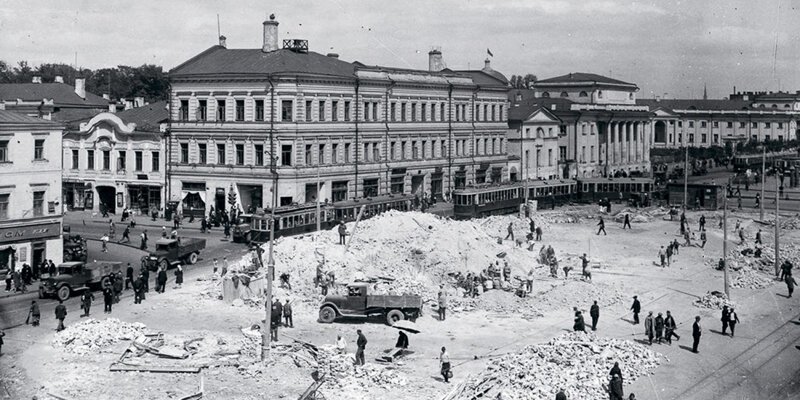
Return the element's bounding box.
[644,312,655,345]
[655,313,665,343]
[270,300,281,342]
[48,260,56,277]
[630,296,641,324]
[609,362,622,381]
[728,308,740,337]
[622,214,631,229]
[608,374,624,400]
[120,226,131,243]
[283,299,292,327]
[786,275,797,298]
[699,215,706,231]
[395,331,409,349]
[664,310,680,344]
[721,305,730,335]
[355,329,367,366]
[555,390,567,400]
[55,300,67,331]
[125,263,134,290]
[692,316,702,353]
[28,300,41,326]
[535,226,543,241]
[590,301,600,331]
[597,217,607,235]
[781,260,793,281]
[102,286,113,313]
[80,291,94,317]
[338,222,347,245]
[141,266,150,293]
[132,274,144,304]
[156,267,168,293]
[112,273,123,303]
[573,311,586,332]
[21,264,31,285]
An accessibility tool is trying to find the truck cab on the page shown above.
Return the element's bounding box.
[232,214,253,243]
[39,261,122,301]
[318,283,423,326]
[143,237,205,271]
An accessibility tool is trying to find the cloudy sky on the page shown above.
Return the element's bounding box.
[1,0,798,99]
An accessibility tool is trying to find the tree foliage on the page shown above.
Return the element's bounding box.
[0,60,169,102]
[509,73,537,89]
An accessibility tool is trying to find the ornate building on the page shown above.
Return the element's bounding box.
[167,16,510,215]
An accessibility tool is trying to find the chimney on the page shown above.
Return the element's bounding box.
[54,75,64,83]
[134,97,145,108]
[219,35,227,48]
[108,103,116,113]
[428,48,444,72]
[326,53,339,58]
[124,99,133,110]
[550,104,557,111]
[102,94,110,100]
[483,58,492,71]
[74,78,86,98]
[32,76,42,84]
[262,14,279,52]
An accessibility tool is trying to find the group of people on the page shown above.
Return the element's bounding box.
[4,259,57,293]
[268,298,294,341]
[657,239,682,268]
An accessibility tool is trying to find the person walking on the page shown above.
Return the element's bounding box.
[644,312,655,345]
[438,287,448,321]
[728,308,740,337]
[738,228,745,245]
[440,346,452,383]
[283,299,293,327]
[133,274,144,304]
[700,231,707,249]
[156,267,168,293]
[630,296,641,324]
[573,310,586,332]
[692,316,702,353]
[55,300,67,332]
[664,310,680,344]
[535,226,543,241]
[102,285,113,314]
[505,222,514,241]
[623,214,631,230]
[120,226,131,244]
[355,329,367,366]
[125,263,134,290]
[174,265,184,289]
[597,217,607,235]
[699,215,706,231]
[721,305,730,335]
[780,260,793,281]
[658,246,666,268]
[338,221,347,245]
[28,300,40,326]
[590,301,600,331]
[80,291,94,317]
[755,229,762,245]
[101,234,109,253]
[140,230,148,250]
[786,274,798,298]
[655,313,665,344]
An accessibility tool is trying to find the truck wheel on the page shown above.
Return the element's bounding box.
[386,309,404,326]
[159,259,170,271]
[187,252,198,265]
[57,285,71,301]
[319,306,337,323]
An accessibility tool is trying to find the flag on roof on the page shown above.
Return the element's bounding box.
[487,48,494,57]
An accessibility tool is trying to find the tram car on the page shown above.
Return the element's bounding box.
[732,151,797,174]
[575,177,655,205]
[452,179,577,219]
[330,193,414,223]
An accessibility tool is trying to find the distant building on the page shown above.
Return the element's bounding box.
[0,77,110,122]
[62,102,168,215]
[509,73,653,178]
[0,110,64,270]
[167,16,510,215]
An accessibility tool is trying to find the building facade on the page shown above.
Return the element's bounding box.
[167,17,510,215]
[62,102,168,215]
[0,78,110,122]
[0,110,64,271]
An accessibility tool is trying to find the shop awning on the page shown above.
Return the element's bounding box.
[181,191,206,203]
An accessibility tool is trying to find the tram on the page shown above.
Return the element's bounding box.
[452,179,577,219]
[574,177,654,204]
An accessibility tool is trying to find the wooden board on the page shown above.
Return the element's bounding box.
[109,363,201,373]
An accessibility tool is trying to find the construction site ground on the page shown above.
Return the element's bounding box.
[1,205,799,400]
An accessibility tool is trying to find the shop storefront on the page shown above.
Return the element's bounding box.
[127,184,162,216]
[0,220,62,271]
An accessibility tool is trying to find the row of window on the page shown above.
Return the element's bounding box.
[69,149,160,172]
[177,98,505,123]
[539,90,628,100]
[179,143,265,166]
[669,120,785,129]
[523,148,556,168]
[0,191,48,221]
[0,139,46,163]
[669,133,786,145]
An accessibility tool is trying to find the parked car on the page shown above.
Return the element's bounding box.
[39,261,122,301]
[318,283,423,325]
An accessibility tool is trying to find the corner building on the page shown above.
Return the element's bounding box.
[167,17,510,214]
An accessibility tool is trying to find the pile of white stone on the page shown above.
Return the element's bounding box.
[732,268,776,289]
[693,291,736,310]
[315,345,408,399]
[445,332,663,400]
[52,318,146,355]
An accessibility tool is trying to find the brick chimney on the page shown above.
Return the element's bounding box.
[428,48,444,72]
[483,58,492,71]
[219,35,227,48]
[54,75,64,83]
[74,78,86,98]
[262,14,279,52]
[32,76,42,84]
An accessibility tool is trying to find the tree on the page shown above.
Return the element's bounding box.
[509,73,538,89]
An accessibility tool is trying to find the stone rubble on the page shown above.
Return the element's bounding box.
[693,291,736,310]
[446,332,663,400]
[315,345,408,400]
[52,318,146,355]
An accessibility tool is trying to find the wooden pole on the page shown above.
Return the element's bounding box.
[723,192,729,297]
[775,174,780,277]
[760,146,765,221]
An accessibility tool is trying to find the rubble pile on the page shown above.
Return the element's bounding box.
[315,345,408,399]
[732,268,776,289]
[538,280,625,312]
[446,332,663,400]
[693,291,736,310]
[53,318,146,354]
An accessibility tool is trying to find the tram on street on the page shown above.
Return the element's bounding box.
[574,177,655,205]
[452,179,577,219]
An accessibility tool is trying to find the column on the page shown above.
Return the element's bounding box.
[634,122,641,162]
[611,122,618,165]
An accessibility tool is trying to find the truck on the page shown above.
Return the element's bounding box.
[141,237,206,271]
[318,283,423,326]
[63,234,88,262]
[39,261,123,301]
[232,213,253,243]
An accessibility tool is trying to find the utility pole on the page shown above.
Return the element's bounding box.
[316,137,321,232]
[262,78,277,362]
[683,144,688,210]
[723,191,729,297]
[775,173,780,277]
[760,146,766,221]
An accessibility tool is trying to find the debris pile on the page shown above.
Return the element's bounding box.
[693,291,736,309]
[315,345,408,399]
[732,268,776,289]
[53,318,146,354]
[444,332,663,400]
[538,280,625,312]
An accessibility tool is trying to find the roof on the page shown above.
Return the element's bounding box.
[536,73,637,88]
[113,101,168,132]
[453,69,509,88]
[508,97,578,121]
[0,83,108,107]
[636,99,755,111]
[170,46,356,78]
[0,109,61,126]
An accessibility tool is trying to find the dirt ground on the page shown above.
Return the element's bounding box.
[2,205,798,400]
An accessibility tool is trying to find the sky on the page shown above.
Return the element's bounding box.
[1,0,798,99]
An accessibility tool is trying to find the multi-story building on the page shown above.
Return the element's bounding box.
[0,77,110,122]
[0,110,64,271]
[637,97,800,148]
[62,102,168,215]
[509,73,653,178]
[167,16,510,215]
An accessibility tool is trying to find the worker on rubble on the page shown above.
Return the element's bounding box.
[505,222,514,241]
[502,262,511,282]
[355,329,367,366]
[437,286,448,321]
[535,225,543,241]
[270,299,281,342]
[338,221,347,245]
[699,215,706,231]
[439,346,451,383]
[608,374,624,400]
[700,231,707,249]
[555,389,567,400]
[755,229,762,245]
[630,296,641,324]
[526,268,534,293]
[395,331,409,349]
[597,217,607,235]
[283,299,293,328]
[28,301,40,326]
[573,310,586,332]
[335,335,347,354]
[609,362,622,382]
[590,300,600,331]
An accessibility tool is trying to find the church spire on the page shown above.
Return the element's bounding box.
[703,83,708,100]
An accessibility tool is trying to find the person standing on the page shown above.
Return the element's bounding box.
[112,273,123,303]
[573,310,586,332]
[728,308,740,337]
[140,230,148,250]
[786,274,798,298]
[120,226,131,243]
[101,234,109,253]
[535,226,543,241]
[338,221,347,245]
[438,287,447,321]
[699,215,706,231]
[664,311,680,344]
[355,329,367,366]
[623,214,631,230]
[28,300,40,326]
[222,257,229,277]
[141,266,150,293]
[590,301,600,331]
[644,312,655,345]
[157,267,168,293]
[700,231,707,249]
[630,296,641,324]
[528,217,535,234]
[721,305,730,335]
[755,229,762,245]
[102,285,113,314]
[658,246,666,268]
[174,265,184,289]
[335,335,347,354]
[755,192,760,209]
[505,222,514,241]
[439,346,451,383]
[270,300,281,342]
[81,291,94,317]
[283,299,293,328]
[132,274,144,304]
[692,316,702,353]
[655,313,665,344]
[125,263,134,290]
[55,300,67,332]
[609,374,624,400]
[597,217,607,235]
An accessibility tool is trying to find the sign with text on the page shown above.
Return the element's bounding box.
[0,222,61,244]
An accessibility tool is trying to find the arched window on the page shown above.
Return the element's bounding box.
[579,91,588,97]
[536,128,544,138]
[597,90,603,98]
[771,104,778,109]
[541,92,550,98]
[560,91,569,98]
[785,104,791,109]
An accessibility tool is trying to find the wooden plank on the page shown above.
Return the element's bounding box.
[297,379,326,400]
[47,393,73,400]
[109,363,201,373]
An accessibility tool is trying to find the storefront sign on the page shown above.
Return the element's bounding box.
[0,222,61,244]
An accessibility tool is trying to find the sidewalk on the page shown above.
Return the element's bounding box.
[64,210,214,232]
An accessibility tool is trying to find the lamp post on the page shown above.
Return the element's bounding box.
[535,144,543,180]
[775,173,780,277]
